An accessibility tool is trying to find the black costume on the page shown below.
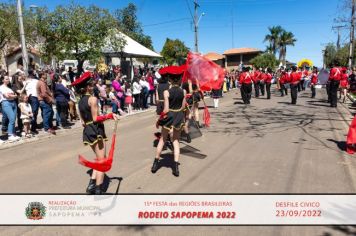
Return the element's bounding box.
[78,95,108,145]
[156,82,170,115]
[161,86,185,131]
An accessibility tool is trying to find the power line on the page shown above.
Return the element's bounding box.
[143,18,190,27]
[185,0,194,20]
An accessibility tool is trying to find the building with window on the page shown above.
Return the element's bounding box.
[223,48,262,70]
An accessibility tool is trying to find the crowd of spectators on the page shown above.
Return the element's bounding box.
[0,64,162,144]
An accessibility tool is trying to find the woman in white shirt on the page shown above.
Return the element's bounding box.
[0,76,20,141]
[132,77,142,110]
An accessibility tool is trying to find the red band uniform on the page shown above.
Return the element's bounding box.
[239,68,253,104]
[328,67,342,107]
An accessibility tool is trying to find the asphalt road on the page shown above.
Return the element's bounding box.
[1,87,356,236]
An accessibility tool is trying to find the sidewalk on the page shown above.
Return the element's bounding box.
[0,107,155,150]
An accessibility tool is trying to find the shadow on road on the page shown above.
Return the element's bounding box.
[323,226,356,236]
[327,139,347,152]
[181,144,207,159]
[86,169,123,195]
[153,153,176,174]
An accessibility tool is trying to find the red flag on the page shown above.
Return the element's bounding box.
[203,106,210,127]
[347,116,356,154]
[183,52,225,92]
[78,121,118,172]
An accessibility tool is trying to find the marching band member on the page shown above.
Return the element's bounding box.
[152,66,186,177]
[279,67,289,97]
[339,67,349,103]
[328,65,342,107]
[252,67,261,98]
[239,67,253,104]
[72,72,119,194]
[288,66,302,105]
[265,68,273,99]
[310,67,319,99]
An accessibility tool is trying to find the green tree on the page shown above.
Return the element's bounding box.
[334,45,349,66]
[37,3,124,74]
[0,2,17,53]
[115,3,153,50]
[324,43,337,67]
[250,53,279,69]
[161,38,189,65]
[263,26,283,56]
[278,30,297,65]
[323,42,353,68]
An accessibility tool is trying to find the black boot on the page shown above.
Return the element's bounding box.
[197,122,204,128]
[186,133,191,143]
[172,162,180,177]
[86,179,96,194]
[151,158,160,173]
[94,185,103,195]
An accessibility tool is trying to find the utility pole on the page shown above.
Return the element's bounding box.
[332,25,347,50]
[17,0,28,75]
[231,8,234,48]
[349,0,356,69]
[194,0,199,52]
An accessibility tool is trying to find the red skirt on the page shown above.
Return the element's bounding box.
[340,80,348,88]
[125,96,133,104]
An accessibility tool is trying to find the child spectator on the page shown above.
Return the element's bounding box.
[18,93,33,138]
[109,86,119,114]
[124,81,133,115]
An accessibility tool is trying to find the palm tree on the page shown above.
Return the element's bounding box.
[278,30,297,65]
[265,45,273,54]
[263,26,283,56]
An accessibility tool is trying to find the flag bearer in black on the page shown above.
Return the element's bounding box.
[152,66,186,177]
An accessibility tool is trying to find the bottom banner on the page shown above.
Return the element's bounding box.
[2,195,356,225]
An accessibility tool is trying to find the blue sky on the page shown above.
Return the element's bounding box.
[17,0,343,66]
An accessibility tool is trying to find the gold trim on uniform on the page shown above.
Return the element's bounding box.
[163,123,185,131]
[169,108,184,112]
[83,135,108,146]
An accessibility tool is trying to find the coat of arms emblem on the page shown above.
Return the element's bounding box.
[25,202,46,220]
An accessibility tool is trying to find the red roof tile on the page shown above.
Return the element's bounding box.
[223,48,261,55]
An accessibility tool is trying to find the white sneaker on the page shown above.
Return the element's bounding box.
[0,139,4,145]
[21,132,26,137]
[8,135,20,142]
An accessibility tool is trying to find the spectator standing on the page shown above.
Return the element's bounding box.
[132,77,142,110]
[68,85,79,121]
[112,75,125,111]
[0,76,20,141]
[53,74,70,129]
[124,81,133,115]
[23,71,39,134]
[1,74,9,136]
[18,93,33,138]
[12,73,24,134]
[146,72,155,105]
[97,79,107,114]
[68,67,75,83]
[139,76,150,109]
[109,86,119,114]
[37,72,55,134]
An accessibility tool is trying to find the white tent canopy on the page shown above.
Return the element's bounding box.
[103,32,162,58]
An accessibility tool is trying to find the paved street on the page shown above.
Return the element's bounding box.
[1,87,356,235]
